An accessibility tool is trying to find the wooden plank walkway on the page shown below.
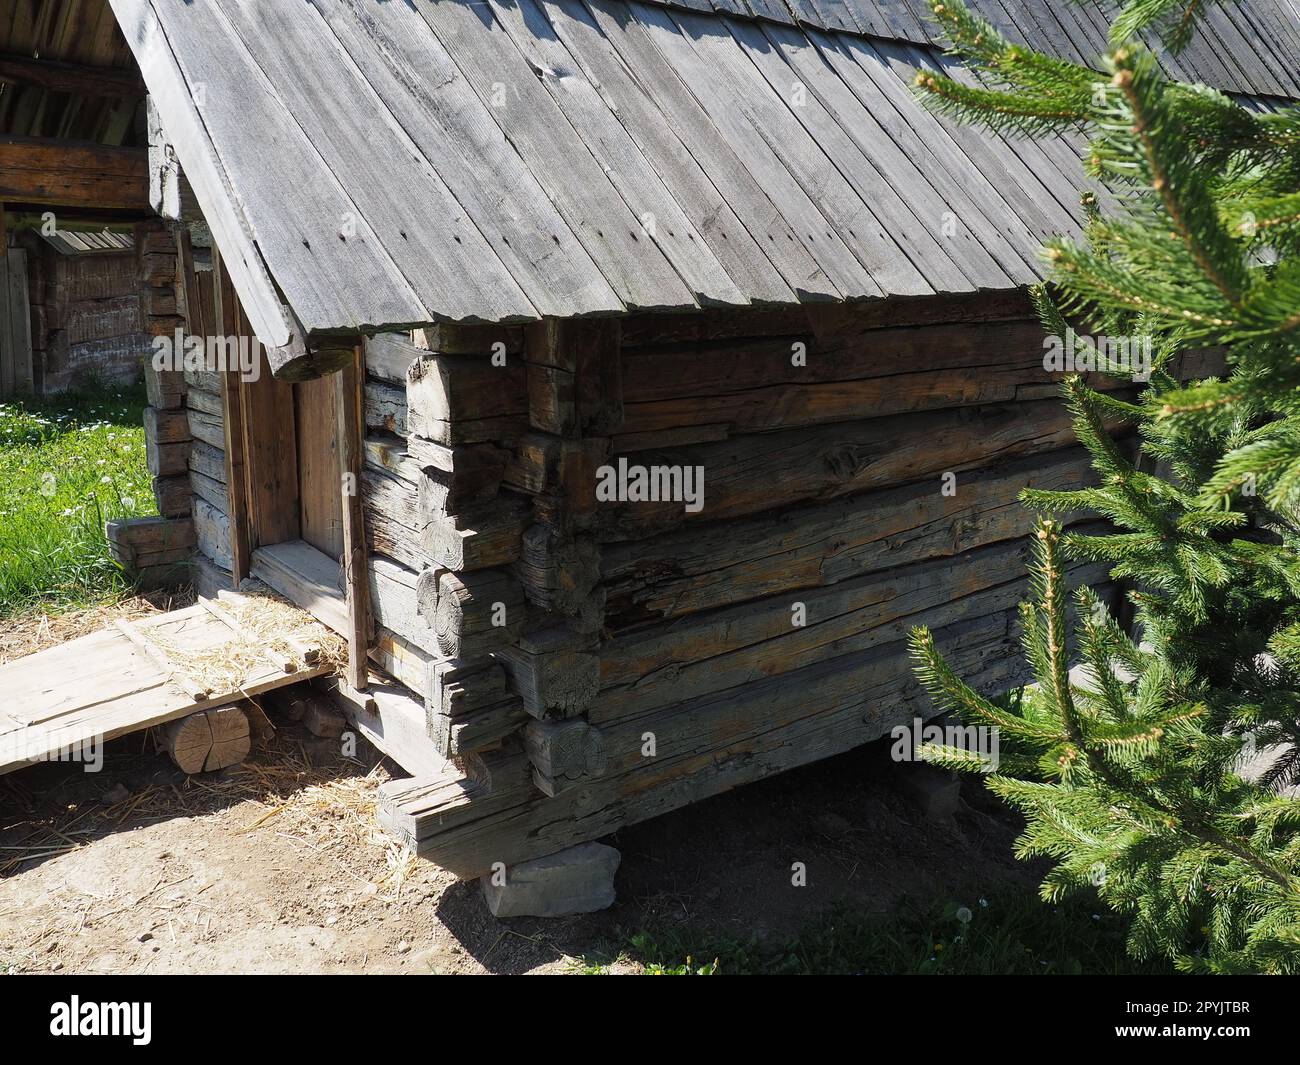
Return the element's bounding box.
[0,603,331,776]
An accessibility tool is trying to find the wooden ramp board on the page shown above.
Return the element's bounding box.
[0,602,332,775]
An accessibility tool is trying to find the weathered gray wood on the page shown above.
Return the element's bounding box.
[496,640,600,719]
[322,0,622,319]
[403,355,526,447]
[515,525,601,615]
[758,21,1015,290]
[193,497,232,571]
[596,540,1107,722]
[144,357,187,409]
[369,626,435,696]
[422,498,529,571]
[145,405,191,445]
[321,673,446,777]
[542,0,794,305]
[413,323,528,357]
[146,437,189,478]
[365,331,420,384]
[368,555,439,658]
[722,14,976,294]
[432,660,511,718]
[187,439,226,485]
[379,613,1024,873]
[601,446,1093,626]
[438,697,530,758]
[581,0,842,301]
[185,406,224,449]
[361,466,424,572]
[209,0,537,324]
[152,474,192,519]
[491,0,747,308]
[108,0,295,346]
[433,569,527,660]
[337,345,371,690]
[188,469,227,512]
[626,1,882,300]
[364,378,408,438]
[591,397,1092,540]
[523,718,607,797]
[425,660,529,757]
[184,385,223,419]
[619,319,1059,436]
[249,541,348,635]
[416,0,696,312]
[105,516,195,563]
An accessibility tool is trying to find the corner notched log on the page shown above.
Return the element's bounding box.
[524,719,607,797]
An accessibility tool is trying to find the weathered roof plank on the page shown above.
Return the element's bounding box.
[108,0,1297,343]
[667,6,932,295]
[736,17,983,292]
[544,0,799,304]
[417,0,699,312]
[490,0,751,307]
[210,0,538,324]
[315,0,625,319]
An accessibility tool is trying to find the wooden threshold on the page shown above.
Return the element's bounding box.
[250,540,349,636]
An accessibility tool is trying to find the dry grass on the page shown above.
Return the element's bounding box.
[0,726,405,890]
[144,583,349,696]
[0,588,193,666]
[225,583,349,675]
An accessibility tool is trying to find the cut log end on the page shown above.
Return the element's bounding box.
[269,342,356,382]
[164,704,250,774]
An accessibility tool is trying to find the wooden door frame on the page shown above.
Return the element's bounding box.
[208,249,369,689]
[335,343,369,691]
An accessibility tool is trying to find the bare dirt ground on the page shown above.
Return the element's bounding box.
[0,603,1036,975]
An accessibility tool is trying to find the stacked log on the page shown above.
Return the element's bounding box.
[172,225,232,598]
[361,328,532,759]
[380,298,1128,877]
[137,220,191,522]
[106,515,195,589]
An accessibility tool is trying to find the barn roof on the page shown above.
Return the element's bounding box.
[1,2,145,146]
[41,228,135,256]
[108,0,1300,351]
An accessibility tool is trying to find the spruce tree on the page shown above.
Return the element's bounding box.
[907,0,1300,971]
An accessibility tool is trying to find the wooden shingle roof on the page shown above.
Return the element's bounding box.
[634,0,1300,98]
[108,0,1297,351]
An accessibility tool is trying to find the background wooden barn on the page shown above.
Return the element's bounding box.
[0,4,155,396]
[16,228,155,394]
[5,0,1291,879]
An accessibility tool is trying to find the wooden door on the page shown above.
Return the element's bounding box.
[0,246,34,397]
[294,376,343,560]
[239,339,300,547]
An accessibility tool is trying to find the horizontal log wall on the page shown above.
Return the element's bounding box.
[136,221,195,578]
[385,292,1128,875]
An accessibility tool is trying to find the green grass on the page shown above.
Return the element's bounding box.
[581,892,1173,975]
[0,380,154,616]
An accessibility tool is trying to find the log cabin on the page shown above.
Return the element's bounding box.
[7,0,1292,878]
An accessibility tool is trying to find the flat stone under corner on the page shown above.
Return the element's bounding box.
[480,841,621,918]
